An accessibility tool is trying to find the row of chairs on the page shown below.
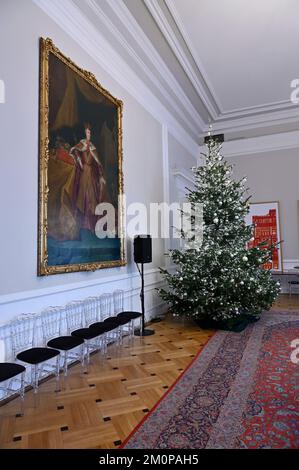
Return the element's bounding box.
[0,290,142,416]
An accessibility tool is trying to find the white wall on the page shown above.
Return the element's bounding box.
[0,0,197,322]
[168,133,195,204]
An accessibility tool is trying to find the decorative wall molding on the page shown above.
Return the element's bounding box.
[0,268,158,306]
[211,106,299,135]
[86,0,200,138]
[199,130,299,159]
[283,259,299,270]
[162,125,170,206]
[34,0,299,144]
[162,124,172,258]
[218,99,296,119]
[33,0,200,158]
[0,280,168,401]
[92,0,206,135]
[145,0,219,119]
[172,169,194,185]
[171,168,195,188]
[274,259,299,294]
[0,268,166,324]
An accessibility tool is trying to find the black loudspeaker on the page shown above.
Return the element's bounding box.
[204,133,224,144]
[133,234,155,337]
[134,235,152,264]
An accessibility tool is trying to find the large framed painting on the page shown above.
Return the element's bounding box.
[245,201,283,272]
[38,38,125,275]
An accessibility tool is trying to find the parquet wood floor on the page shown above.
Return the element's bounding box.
[0,314,213,449]
[0,295,297,449]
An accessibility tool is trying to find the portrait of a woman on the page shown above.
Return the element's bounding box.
[41,44,123,271]
[70,123,108,234]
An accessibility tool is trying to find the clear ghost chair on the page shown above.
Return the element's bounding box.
[99,293,111,322]
[113,289,142,337]
[84,297,108,355]
[66,300,105,370]
[10,314,60,395]
[99,293,127,346]
[40,306,84,378]
[0,322,26,417]
[113,290,132,337]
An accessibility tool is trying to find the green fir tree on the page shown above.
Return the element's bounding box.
[158,136,280,330]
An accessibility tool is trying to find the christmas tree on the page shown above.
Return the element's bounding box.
[158,135,280,330]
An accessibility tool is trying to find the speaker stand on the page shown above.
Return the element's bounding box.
[134,262,155,337]
[134,328,155,336]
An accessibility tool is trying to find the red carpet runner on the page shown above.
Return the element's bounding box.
[122,311,299,449]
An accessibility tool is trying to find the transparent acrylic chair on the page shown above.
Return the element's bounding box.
[0,322,26,417]
[99,293,126,346]
[10,314,60,395]
[83,297,108,355]
[113,289,142,338]
[66,300,104,371]
[40,306,84,378]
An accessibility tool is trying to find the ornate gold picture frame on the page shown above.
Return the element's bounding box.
[38,38,125,275]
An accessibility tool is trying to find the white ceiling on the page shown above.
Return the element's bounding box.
[171,0,299,114]
[35,0,299,143]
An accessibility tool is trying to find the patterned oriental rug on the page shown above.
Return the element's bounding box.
[122,311,299,449]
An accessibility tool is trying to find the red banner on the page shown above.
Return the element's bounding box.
[248,209,279,270]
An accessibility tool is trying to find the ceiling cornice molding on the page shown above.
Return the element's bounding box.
[201,130,299,158]
[164,0,222,116]
[33,0,299,141]
[218,99,298,119]
[155,0,299,135]
[104,0,206,135]
[209,106,299,136]
[33,0,199,157]
[145,0,219,120]
[86,0,200,138]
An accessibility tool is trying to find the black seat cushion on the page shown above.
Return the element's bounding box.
[118,311,142,320]
[89,322,109,334]
[17,347,60,365]
[47,335,84,351]
[71,328,100,340]
[0,363,26,382]
[117,316,131,326]
[99,320,118,332]
[103,317,121,325]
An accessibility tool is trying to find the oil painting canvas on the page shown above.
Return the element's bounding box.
[38,38,125,275]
